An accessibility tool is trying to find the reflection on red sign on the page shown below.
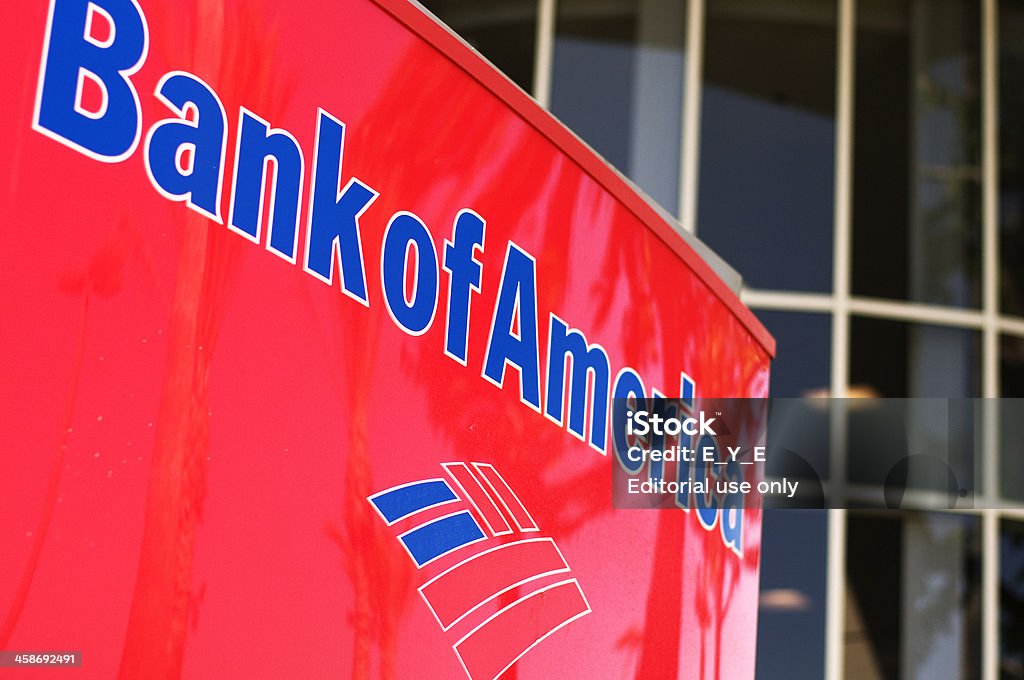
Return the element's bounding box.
[0,0,772,677]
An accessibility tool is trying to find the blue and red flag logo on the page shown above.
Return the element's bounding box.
[367,462,591,680]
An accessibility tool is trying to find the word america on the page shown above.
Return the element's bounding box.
[33,0,698,457]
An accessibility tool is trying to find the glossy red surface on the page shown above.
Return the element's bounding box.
[0,0,772,678]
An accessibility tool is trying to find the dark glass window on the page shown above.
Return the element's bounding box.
[698,0,836,292]
[755,310,832,397]
[756,511,828,679]
[755,312,833,483]
[551,0,686,214]
[853,0,982,308]
[1000,335,1024,399]
[846,512,981,679]
[849,319,981,496]
[999,336,1024,501]
[1001,519,1024,678]
[1000,1,1024,316]
[419,0,538,93]
[850,317,981,398]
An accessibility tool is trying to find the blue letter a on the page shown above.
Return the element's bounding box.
[482,243,541,410]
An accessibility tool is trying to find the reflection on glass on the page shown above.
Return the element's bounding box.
[1000,1,1024,315]
[848,319,980,500]
[998,398,1024,502]
[1000,335,1024,399]
[841,398,977,503]
[846,512,981,679]
[551,0,686,214]
[853,0,981,308]
[756,511,827,679]
[999,336,1024,501]
[698,0,835,292]
[850,317,981,398]
[1001,519,1024,679]
[754,310,832,397]
[418,0,537,93]
[756,311,832,481]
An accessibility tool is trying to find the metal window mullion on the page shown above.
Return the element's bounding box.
[826,0,855,679]
[981,0,1000,678]
[847,297,986,328]
[999,315,1024,336]
[742,289,836,313]
[983,508,1000,680]
[679,0,705,233]
[982,0,1000,403]
[532,0,556,108]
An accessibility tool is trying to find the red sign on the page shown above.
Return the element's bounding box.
[0,0,773,677]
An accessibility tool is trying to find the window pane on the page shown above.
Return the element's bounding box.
[698,0,836,292]
[853,0,982,308]
[846,512,981,679]
[1001,335,1024,398]
[1001,519,1024,678]
[848,319,979,500]
[754,310,831,397]
[850,318,981,398]
[755,311,832,484]
[1000,0,1024,316]
[419,0,538,93]
[756,511,827,679]
[551,0,686,214]
[998,399,1024,502]
[999,336,1024,501]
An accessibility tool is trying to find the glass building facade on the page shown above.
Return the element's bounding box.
[421,0,1023,677]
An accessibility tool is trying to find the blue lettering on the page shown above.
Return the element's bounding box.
[720,459,743,556]
[680,373,695,409]
[482,243,541,410]
[695,434,720,529]
[613,369,646,472]
[675,432,693,511]
[228,108,304,261]
[144,72,227,221]
[381,212,439,335]
[303,109,378,304]
[545,316,611,452]
[647,393,674,484]
[34,0,148,161]
[443,210,485,364]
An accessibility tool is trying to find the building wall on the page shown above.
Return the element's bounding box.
[418,0,1024,677]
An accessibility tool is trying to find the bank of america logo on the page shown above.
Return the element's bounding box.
[367,462,591,680]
